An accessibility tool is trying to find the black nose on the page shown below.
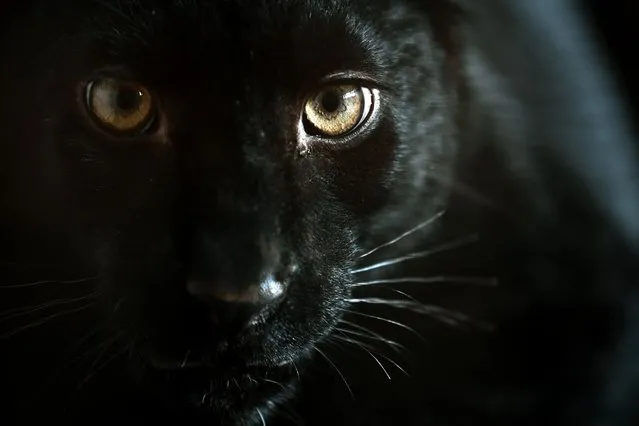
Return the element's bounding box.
[187,274,287,336]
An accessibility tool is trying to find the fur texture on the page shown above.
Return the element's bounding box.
[1,1,637,425]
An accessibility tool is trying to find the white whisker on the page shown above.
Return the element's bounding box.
[339,320,406,351]
[257,408,267,426]
[112,297,125,314]
[78,343,128,389]
[290,359,301,381]
[263,378,287,391]
[351,275,498,288]
[314,347,354,399]
[332,331,409,377]
[343,309,424,340]
[332,330,378,351]
[26,324,111,406]
[67,322,107,357]
[375,351,410,377]
[380,287,421,304]
[86,332,123,375]
[351,234,479,275]
[334,334,392,380]
[348,298,472,326]
[0,302,95,339]
[428,169,496,208]
[180,350,191,369]
[335,324,405,352]
[1,276,98,290]
[359,210,445,259]
[0,292,99,322]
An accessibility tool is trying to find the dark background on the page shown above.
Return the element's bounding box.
[585,0,638,129]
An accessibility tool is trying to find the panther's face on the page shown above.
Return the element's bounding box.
[0,0,458,423]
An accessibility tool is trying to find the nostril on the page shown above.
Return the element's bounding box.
[206,300,261,334]
[186,275,288,335]
[186,275,287,305]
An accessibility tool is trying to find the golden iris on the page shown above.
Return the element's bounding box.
[85,78,154,134]
[304,84,365,137]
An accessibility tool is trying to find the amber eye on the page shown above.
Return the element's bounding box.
[85,78,155,135]
[303,84,374,137]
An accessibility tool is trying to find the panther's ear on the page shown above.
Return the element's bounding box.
[418,0,464,54]
[407,1,464,88]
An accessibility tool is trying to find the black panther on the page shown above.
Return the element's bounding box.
[1,1,638,425]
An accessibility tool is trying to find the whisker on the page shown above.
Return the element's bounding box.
[332,330,377,351]
[378,288,487,334]
[348,298,491,329]
[343,309,424,340]
[68,322,107,356]
[84,332,123,382]
[375,351,410,377]
[323,334,350,354]
[25,324,110,406]
[333,334,391,380]
[88,0,134,22]
[0,276,98,290]
[347,298,472,326]
[112,297,126,314]
[257,408,267,426]
[65,332,112,371]
[262,378,287,392]
[377,287,474,329]
[314,347,354,400]
[290,359,301,382]
[428,169,497,209]
[351,234,479,275]
[334,326,384,344]
[379,287,421,305]
[332,331,409,377]
[78,344,128,389]
[180,350,192,369]
[0,302,96,339]
[351,275,498,288]
[335,324,405,352]
[358,210,445,259]
[0,293,99,322]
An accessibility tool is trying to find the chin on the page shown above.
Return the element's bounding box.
[106,269,336,425]
[138,351,302,425]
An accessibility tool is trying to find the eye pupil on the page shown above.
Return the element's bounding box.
[320,90,341,113]
[85,78,155,136]
[116,87,142,112]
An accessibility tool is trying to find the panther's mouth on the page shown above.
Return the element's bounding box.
[147,355,299,418]
[146,340,301,372]
[147,345,300,388]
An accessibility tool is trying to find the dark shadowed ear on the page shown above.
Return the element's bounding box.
[409,0,464,84]
[418,0,464,54]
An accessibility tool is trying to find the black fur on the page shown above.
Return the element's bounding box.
[1,1,637,425]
